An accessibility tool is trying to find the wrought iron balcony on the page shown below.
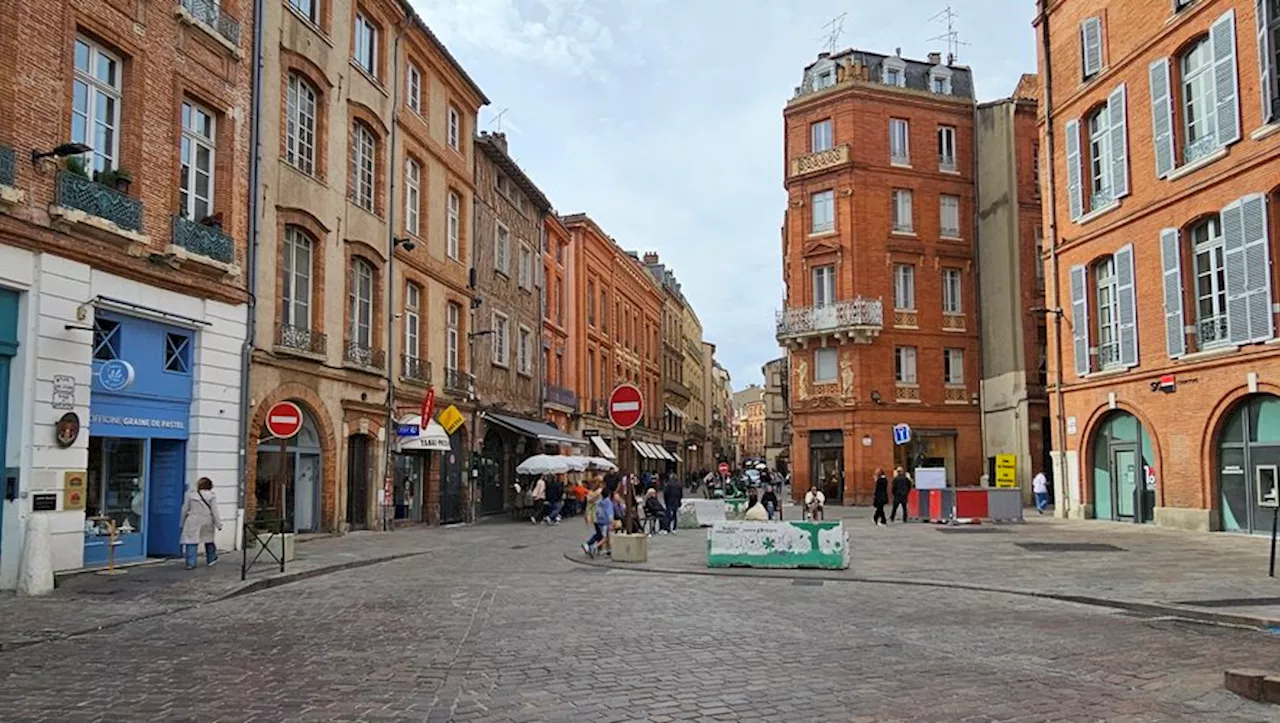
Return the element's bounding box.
[56,171,143,233]
[1184,135,1220,166]
[939,154,957,172]
[664,378,692,400]
[276,323,326,355]
[443,367,469,394]
[344,341,385,370]
[688,422,706,440]
[172,215,234,263]
[0,145,14,187]
[543,383,578,410]
[1089,187,1114,213]
[180,0,241,46]
[1197,316,1230,349]
[776,297,883,345]
[401,354,431,384]
[789,144,850,178]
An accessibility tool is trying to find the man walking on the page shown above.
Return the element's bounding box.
[1032,469,1050,514]
[890,467,912,523]
[662,472,683,533]
[545,474,565,524]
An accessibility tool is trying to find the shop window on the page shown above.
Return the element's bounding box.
[93,318,120,361]
[164,333,191,373]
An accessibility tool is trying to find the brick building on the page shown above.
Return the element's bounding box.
[643,252,692,474]
[1038,0,1280,533]
[0,0,251,584]
[977,74,1051,498]
[246,0,486,532]
[779,48,983,505]
[541,214,575,433]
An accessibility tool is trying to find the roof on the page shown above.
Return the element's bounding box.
[397,0,489,105]
[795,47,975,101]
[1012,73,1039,102]
[475,132,552,212]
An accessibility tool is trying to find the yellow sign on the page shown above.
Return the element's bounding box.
[995,454,1017,488]
[63,470,87,511]
[437,405,465,435]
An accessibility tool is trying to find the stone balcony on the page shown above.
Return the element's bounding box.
[789,144,850,179]
[543,383,578,411]
[776,297,883,347]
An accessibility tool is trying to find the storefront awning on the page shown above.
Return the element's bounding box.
[395,415,452,452]
[671,451,684,463]
[482,411,586,447]
[632,440,655,459]
[665,404,685,418]
[589,435,616,459]
[657,445,677,462]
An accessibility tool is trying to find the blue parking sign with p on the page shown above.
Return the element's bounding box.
[893,423,912,446]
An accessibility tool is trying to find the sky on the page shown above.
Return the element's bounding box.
[411,0,1039,388]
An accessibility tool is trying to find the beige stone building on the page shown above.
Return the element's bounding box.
[246,0,486,532]
[706,349,734,463]
[682,301,709,474]
[762,357,791,474]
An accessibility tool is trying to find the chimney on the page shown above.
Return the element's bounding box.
[490,131,508,154]
[895,47,902,57]
[928,51,942,65]
[643,252,659,265]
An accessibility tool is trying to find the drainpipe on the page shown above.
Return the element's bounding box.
[971,99,987,489]
[1038,2,1071,516]
[537,213,547,427]
[383,18,410,532]
[236,0,266,550]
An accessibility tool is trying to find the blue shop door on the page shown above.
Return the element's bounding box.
[147,440,186,557]
[0,288,17,560]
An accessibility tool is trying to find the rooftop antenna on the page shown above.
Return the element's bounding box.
[489,107,509,132]
[820,13,846,54]
[928,5,970,64]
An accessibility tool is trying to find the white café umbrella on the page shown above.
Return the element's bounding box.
[586,457,618,472]
[562,456,590,472]
[516,454,571,475]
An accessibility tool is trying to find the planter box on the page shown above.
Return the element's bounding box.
[246,531,296,563]
[707,521,849,570]
[611,533,648,563]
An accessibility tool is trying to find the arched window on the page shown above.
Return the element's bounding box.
[286,73,318,175]
[1094,256,1120,369]
[1179,36,1217,164]
[350,122,377,211]
[1190,215,1228,348]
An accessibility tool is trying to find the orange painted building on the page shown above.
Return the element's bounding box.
[542,214,574,432]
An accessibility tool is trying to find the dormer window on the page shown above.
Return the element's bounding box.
[929,66,953,94]
[815,68,835,89]
[882,56,907,87]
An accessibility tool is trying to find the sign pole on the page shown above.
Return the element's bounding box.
[1271,506,1278,578]
[278,435,287,573]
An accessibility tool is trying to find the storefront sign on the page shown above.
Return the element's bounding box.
[32,494,57,512]
[63,471,87,511]
[396,424,420,437]
[893,423,911,446]
[55,412,81,448]
[421,387,435,428]
[97,360,135,392]
[995,454,1017,488]
[52,375,76,410]
[89,414,186,431]
[438,405,465,435]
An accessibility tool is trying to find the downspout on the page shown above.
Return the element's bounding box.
[971,98,986,488]
[383,18,409,531]
[1039,2,1071,515]
[537,214,547,425]
[236,0,266,549]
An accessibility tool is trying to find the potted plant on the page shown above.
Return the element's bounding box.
[94,167,133,194]
[199,211,224,231]
[63,156,90,178]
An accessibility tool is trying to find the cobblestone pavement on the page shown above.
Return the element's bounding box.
[3,519,1280,722]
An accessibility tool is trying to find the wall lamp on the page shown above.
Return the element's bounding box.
[32,143,91,165]
[392,236,416,252]
[1028,306,1065,318]
[870,390,884,405]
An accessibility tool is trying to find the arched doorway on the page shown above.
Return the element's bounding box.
[1217,394,1280,534]
[255,404,323,533]
[479,428,504,515]
[346,434,371,530]
[440,426,466,524]
[1089,411,1156,523]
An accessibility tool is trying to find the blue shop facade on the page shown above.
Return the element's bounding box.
[84,310,195,566]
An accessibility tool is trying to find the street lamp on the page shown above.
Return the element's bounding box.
[466,329,495,523]
[31,142,91,165]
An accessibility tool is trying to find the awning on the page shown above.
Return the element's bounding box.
[657,445,677,462]
[671,451,684,463]
[589,435,616,460]
[632,440,655,459]
[395,415,452,452]
[665,404,685,419]
[649,443,674,462]
[483,411,586,447]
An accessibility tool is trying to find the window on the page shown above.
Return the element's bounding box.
[587,351,595,400]
[404,283,420,361]
[180,101,216,221]
[350,123,376,211]
[1080,16,1103,78]
[814,67,836,89]
[1151,11,1240,177]
[882,57,906,87]
[895,347,918,384]
[493,223,509,274]
[1191,217,1229,347]
[1034,226,1045,282]
[810,190,834,233]
[890,118,910,164]
[942,268,962,314]
[937,126,956,170]
[944,348,964,385]
[600,291,608,333]
[812,265,835,307]
[288,0,317,22]
[814,348,837,383]
[892,189,913,233]
[446,191,460,260]
[286,74,317,175]
[929,69,952,94]
[164,333,191,374]
[587,280,596,326]
[1263,1,1280,123]
[1180,38,1218,163]
[1087,106,1112,206]
[491,312,509,366]
[886,67,903,87]
[282,226,312,329]
[939,194,960,238]
[518,326,532,375]
[93,318,120,361]
[406,63,422,114]
[404,158,420,236]
[72,37,122,175]
[447,105,460,150]
[518,243,532,289]
[810,120,833,152]
[348,259,373,349]
[894,264,915,310]
[1065,84,1128,220]
[354,12,378,77]
[446,302,460,371]
[1033,142,1042,192]
[1094,256,1121,368]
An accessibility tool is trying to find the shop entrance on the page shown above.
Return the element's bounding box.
[0,287,16,561]
[809,430,844,505]
[393,453,427,523]
[440,427,466,524]
[1217,394,1280,534]
[346,435,371,530]
[255,408,323,532]
[479,429,504,515]
[1089,411,1156,523]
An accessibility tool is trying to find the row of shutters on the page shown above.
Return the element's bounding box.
[1070,193,1273,377]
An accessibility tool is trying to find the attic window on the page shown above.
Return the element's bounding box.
[882,57,907,87]
[815,69,835,89]
[929,68,953,94]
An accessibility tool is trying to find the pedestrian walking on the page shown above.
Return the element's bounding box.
[761,484,779,520]
[583,485,617,557]
[530,475,547,524]
[180,477,222,569]
[1032,469,1050,514]
[890,467,912,522]
[872,468,889,526]
[545,474,565,524]
[662,472,683,533]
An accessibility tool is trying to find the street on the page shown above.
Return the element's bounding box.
[2,517,1280,722]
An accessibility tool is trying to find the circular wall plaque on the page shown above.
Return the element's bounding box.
[55,412,81,448]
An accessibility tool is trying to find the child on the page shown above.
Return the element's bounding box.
[583,486,616,557]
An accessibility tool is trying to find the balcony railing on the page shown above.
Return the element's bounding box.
[444,367,469,394]
[180,0,241,46]
[942,313,966,332]
[276,323,326,355]
[939,154,956,172]
[776,298,883,343]
[401,354,431,384]
[172,215,234,263]
[344,341,385,370]
[688,422,706,440]
[56,171,143,233]
[1197,316,1230,349]
[665,378,691,399]
[0,145,14,187]
[1184,135,1219,166]
[895,384,920,402]
[893,310,918,328]
[543,383,578,410]
[1098,342,1122,369]
[944,386,968,403]
[789,144,850,178]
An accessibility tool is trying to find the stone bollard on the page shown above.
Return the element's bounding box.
[18,513,55,596]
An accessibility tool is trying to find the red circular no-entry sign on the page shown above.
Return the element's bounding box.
[608,383,644,430]
[265,401,304,439]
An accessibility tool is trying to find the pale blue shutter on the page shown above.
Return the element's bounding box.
[1160,228,1186,358]
[1149,58,1175,178]
[1222,198,1251,344]
[1065,119,1083,221]
[1115,244,1138,368]
[1260,0,1277,123]
[1070,265,1090,376]
[1108,84,1129,198]
[1081,17,1103,78]
[1242,193,1274,342]
[1211,9,1242,146]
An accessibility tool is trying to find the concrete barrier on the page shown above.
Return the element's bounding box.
[18,514,54,596]
[679,499,726,528]
[706,520,849,570]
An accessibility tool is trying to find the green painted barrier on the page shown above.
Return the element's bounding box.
[723,496,748,520]
[706,521,849,570]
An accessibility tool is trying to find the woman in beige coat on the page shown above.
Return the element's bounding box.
[180,477,222,569]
